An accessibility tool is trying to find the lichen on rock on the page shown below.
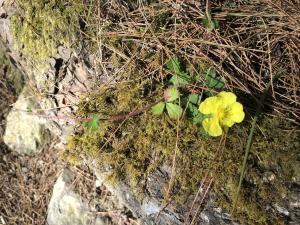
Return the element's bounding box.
[3,87,52,154]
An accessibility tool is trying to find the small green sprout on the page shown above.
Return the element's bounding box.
[84,114,100,131]
[202,12,219,31]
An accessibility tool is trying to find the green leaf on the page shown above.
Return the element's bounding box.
[166,103,183,119]
[202,18,211,29]
[166,57,193,86]
[188,103,200,117]
[152,102,165,115]
[26,106,32,113]
[188,93,200,105]
[202,17,219,31]
[84,114,100,131]
[193,115,203,124]
[169,72,192,86]
[164,87,180,102]
[213,20,220,29]
[187,103,202,124]
[205,68,226,89]
[166,57,181,74]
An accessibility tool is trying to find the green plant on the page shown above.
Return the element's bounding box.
[152,87,183,119]
[166,57,225,90]
[166,58,192,87]
[202,11,219,31]
[152,57,228,130]
[203,68,226,92]
[84,114,100,131]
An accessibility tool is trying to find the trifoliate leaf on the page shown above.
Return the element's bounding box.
[84,114,100,131]
[205,68,226,89]
[166,103,183,119]
[166,57,181,74]
[152,102,165,115]
[169,72,192,86]
[189,93,200,105]
[166,57,193,86]
[164,87,180,102]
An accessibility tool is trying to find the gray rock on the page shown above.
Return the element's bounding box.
[47,169,105,225]
[3,87,52,154]
[93,168,182,225]
[0,41,24,94]
[93,165,241,225]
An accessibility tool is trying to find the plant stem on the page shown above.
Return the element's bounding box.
[231,76,278,214]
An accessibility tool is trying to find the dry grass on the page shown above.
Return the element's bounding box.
[0,146,61,225]
[83,0,299,123]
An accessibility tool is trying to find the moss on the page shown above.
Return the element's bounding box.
[215,117,299,224]
[64,74,299,224]
[10,0,86,62]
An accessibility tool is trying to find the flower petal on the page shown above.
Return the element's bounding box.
[202,117,223,137]
[220,116,235,127]
[218,91,237,108]
[221,102,245,127]
[229,102,245,123]
[199,96,220,115]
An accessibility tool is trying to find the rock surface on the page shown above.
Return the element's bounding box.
[47,169,106,225]
[0,41,24,95]
[94,169,182,225]
[3,87,52,154]
[0,0,95,154]
[93,167,239,225]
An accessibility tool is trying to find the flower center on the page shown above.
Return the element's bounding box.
[217,111,224,119]
[217,107,227,120]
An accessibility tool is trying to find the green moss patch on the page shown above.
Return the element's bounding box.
[10,0,86,61]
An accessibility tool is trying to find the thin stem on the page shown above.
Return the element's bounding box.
[231,75,278,214]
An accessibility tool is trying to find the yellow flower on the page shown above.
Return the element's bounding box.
[199,91,245,137]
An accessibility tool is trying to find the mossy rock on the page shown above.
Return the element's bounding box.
[10,0,86,62]
[64,77,299,224]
